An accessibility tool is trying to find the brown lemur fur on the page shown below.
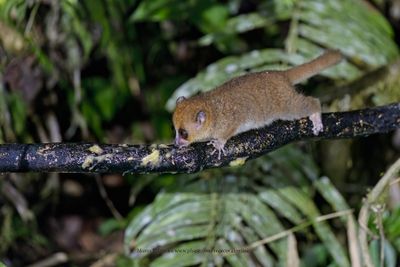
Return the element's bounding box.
[173,50,343,159]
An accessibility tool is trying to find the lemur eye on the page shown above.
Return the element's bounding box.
[178,128,188,139]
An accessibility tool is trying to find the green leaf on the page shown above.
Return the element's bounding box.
[198,12,275,53]
[7,93,27,137]
[0,0,27,24]
[125,145,356,266]
[384,206,400,241]
[81,101,103,137]
[93,85,117,121]
[99,218,126,235]
[167,0,398,111]
[294,0,398,65]
[150,241,206,267]
[369,239,397,267]
[199,4,229,33]
[130,0,214,22]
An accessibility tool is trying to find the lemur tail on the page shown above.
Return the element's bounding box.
[285,50,343,85]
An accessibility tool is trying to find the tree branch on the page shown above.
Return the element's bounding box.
[0,103,399,174]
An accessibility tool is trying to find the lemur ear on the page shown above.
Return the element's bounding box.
[176,96,186,104]
[196,110,206,125]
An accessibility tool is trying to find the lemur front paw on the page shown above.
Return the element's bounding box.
[309,112,323,135]
[208,139,227,160]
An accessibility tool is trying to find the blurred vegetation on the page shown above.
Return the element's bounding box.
[0,0,399,266]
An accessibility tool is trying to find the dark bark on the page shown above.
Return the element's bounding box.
[0,103,399,174]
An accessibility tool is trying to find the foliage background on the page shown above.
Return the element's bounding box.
[0,0,399,266]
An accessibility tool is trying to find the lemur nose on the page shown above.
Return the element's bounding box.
[175,136,188,147]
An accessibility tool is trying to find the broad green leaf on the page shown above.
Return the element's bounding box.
[167,0,398,111]
[150,241,206,267]
[199,12,275,48]
[125,145,357,266]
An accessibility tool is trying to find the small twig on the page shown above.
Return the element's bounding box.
[347,214,362,267]
[1,175,34,222]
[227,209,353,255]
[287,233,300,267]
[389,177,400,186]
[89,252,118,267]
[358,158,400,267]
[26,252,68,267]
[25,1,40,35]
[95,175,123,220]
